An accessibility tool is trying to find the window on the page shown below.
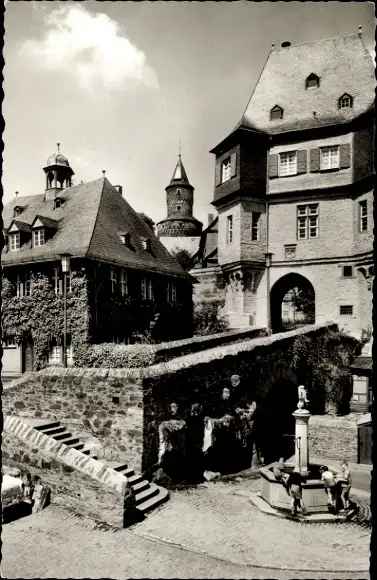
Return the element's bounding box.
[24,276,32,297]
[120,269,128,297]
[147,278,153,300]
[167,281,177,302]
[226,215,233,244]
[340,305,353,316]
[9,232,20,251]
[177,189,181,197]
[33,228,45,247]
[141,277,147,300]
[251,213,260,241]
[279,151,297,176]
[2,336,17,348]
[297,204,319,239]
[339,94,353,109]
[110,268,117,293]
[306,74,319,89]
[221,157,232,183]
[270,106,283,120]
[359,200,368,232]
[342,265,353,277]
[54,198,65,210]
[48,345,62,365]
[14,207,24,217]
[176,206,181,211]
[320,146,339,170]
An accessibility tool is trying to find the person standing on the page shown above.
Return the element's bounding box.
[157,402,186,483]
[320,465,338,513]
[336,460,352,511]
[286,468,307,516]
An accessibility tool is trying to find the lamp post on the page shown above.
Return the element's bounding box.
[59,253,71,368]
[264,252,273,336]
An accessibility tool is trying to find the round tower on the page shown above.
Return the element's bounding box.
[157,155,202,240]
[43,143,74,201]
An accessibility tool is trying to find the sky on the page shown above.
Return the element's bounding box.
[2,1,375,227]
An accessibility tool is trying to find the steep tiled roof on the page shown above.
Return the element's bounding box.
[2,178,192,280]
[242,34,375,135]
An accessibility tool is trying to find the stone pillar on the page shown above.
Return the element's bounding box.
[292,409,310,475]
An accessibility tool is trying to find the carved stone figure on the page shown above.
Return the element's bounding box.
[157,402,186,482]
[297,385,309,410]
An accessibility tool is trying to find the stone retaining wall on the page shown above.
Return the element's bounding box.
[309,415,358,464]
[3,416,134,527]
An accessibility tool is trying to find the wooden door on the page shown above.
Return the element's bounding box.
[358,423,372,465]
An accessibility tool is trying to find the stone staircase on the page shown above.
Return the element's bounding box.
[33,420,169,515]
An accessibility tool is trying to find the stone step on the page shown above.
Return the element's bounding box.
[52,431,72,441]
[34,421,61,431]
[118,467,135,478]
[131,479,150,494]
[135,483,159,506]
[128,473,143,486]
[82,449,91,456]
[40,426,67,436]
[56,436,80,446]
[114,464,129,472]
[137,486,169,514]
[70,442,85,451]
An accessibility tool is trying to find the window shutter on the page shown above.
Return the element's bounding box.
[310,148,320,172]
[230,152,237,177]
[339,144,351,169]
[297,150,307,174]
[215,163,221,186]
[268,154,278,178]
[59,279,63,295]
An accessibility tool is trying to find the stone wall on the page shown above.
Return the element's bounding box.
[2,370,144,472]
[3,416,134,528]
[309,414,358,463]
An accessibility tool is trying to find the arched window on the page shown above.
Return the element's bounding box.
[305,73,320,89]
[339,93,353,109]
[270,105,283,121]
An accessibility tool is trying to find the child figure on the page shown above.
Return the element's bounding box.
[336,460,352,511]
[320,465,337,513]
[286,468,307,516]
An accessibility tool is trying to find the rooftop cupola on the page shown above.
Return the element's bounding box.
[43,143,75,201]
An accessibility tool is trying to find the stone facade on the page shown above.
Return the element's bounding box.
[194,34,374,337]
[308,415,359,464]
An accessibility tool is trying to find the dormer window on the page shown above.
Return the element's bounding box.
[13,206,25,218]
[306,74,320,89]
[9,232,20,252]
[140,237,152,252]
[54,197,65,210]
[270,105,283,121]
[339,93,353,109]
[120,232,131,246]
[33,229,45,247]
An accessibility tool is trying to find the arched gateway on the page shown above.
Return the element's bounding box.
[271,273,315,334]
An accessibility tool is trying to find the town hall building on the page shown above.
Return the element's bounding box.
[193,31,374,340]
[2,146,194,375]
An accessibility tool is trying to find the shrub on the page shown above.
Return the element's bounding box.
[74,343,156,368]
[193,301,228,336]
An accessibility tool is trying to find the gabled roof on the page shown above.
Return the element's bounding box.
[7,220,32,233]
[2,177,192,281]
[31,215,60,230]
[241,34,375,135]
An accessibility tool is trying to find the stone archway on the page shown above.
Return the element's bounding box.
[271,273,315,334]
[255,378,298,464]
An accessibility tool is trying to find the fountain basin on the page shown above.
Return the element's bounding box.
[260,462,330,514]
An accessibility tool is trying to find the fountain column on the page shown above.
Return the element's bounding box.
[292,385,311,475]
[292,409,310,475]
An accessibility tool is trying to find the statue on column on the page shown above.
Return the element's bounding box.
[297,385,309,411]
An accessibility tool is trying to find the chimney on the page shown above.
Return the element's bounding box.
[281,41,291,48]
[114,185,123,195]
[208,213,214,226]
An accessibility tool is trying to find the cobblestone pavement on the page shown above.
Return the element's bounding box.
[1,505,370,580]
[129,478,371,574]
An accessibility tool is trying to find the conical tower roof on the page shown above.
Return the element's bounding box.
[167,155,193,189]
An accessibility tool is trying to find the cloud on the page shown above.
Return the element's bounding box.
[20,5,158,91]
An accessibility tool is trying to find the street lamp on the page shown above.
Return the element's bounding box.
[264,252,273,336]
[59,253,71,368]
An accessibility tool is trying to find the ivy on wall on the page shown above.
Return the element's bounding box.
[2,269,91,371]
